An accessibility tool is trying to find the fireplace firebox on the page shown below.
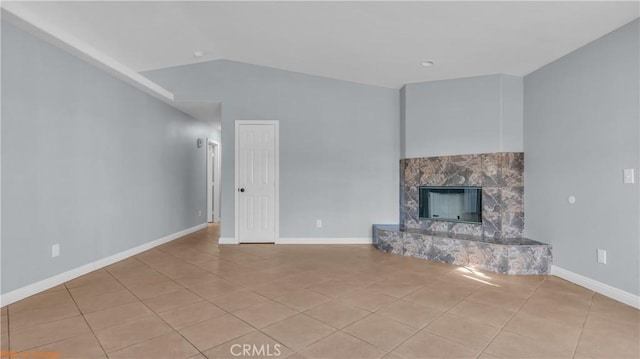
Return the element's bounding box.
[418,186,482,224]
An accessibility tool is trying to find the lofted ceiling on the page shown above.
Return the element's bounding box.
[3,1,639,89]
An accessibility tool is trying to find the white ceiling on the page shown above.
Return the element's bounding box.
[5,1,639,88]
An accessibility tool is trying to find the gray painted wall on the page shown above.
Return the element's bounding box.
[403,74,523,158]
[524,19,639,295]
[1,23,214,294]
[145,60,400,239]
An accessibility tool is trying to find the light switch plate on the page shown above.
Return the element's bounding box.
[624,169,635,184]
[597,248,606,264]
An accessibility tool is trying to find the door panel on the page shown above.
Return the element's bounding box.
[237,123,276,243]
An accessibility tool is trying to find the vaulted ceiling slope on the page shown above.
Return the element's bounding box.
[4,1,639,88]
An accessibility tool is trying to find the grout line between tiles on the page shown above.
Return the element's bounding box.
[571,291,595,359]
[474,275,550,358]
[58,286,109,358]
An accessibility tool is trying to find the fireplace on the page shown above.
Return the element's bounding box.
[418,186,482,224]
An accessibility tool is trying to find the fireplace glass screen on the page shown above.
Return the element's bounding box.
[418,187,482,224]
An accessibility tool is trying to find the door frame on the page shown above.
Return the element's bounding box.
[206,139,221,223]
[234,120,280,243]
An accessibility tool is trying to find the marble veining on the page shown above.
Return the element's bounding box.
[401,152,525,238]
[373,225,551,275]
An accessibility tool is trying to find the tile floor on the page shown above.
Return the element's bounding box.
[1,223,638,358]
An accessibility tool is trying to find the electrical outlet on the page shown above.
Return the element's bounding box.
[597,248,607,264]
[316,219,322,228]
[624,169,635,184]
[52,244,60,258]
[198,210,202,217]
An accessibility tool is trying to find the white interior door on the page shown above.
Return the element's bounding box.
[236,121,278,243]
[207,142,214,222]
[207,140,220,223]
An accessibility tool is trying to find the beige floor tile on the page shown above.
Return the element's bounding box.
[424,313,499,351]
[189,280,242,299]
[2,314,9,351]
[9,296,80,331]
[158,300,226,330]
[104,258,152,277]
[403,284,471,311]
[589,293,640,325]
[376,300,442,328]
[108,332,199,359]
[448,299,514,328]
[340,291,398,311]
[503,310,583,348]
[392,330,478,359]
[143,288,203,313]
[305,300,370,329]
[298,332,385,359]
[262,314,335,351]
[72,289,139,314]
[202,331,293,359]
[93,315,172,352]
[10,316,92,351]
[32,333,105,359]
[178,314,255,351]
[233,300,298,328]
[382,352,404,359]
[484,330,574,358]
[173,273,222,289]
[466,288,529,311]
[307,279,364,298]
[575,319,640,358]
[115,271,168,287]
[518,298,589,328]
[274,289,332,311]
[538,276,593,297]
[84,301,155,331]
[210,290,269,312]
[126,280,184,299]
[9,290,75,314]
[363,280,424,298]
[583,311,640,341]
[5,224,638,359]
[477,352,502,359]
[65,270,115,289]
[343,313,417,351]
[250,280,304,298]
[67,278,126,298]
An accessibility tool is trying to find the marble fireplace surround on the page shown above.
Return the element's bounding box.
[372,152,553,275]
[401,152,525,238]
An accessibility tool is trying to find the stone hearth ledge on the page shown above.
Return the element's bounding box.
[372,224,552,275]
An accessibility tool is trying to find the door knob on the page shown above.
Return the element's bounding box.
[238,188,245,193]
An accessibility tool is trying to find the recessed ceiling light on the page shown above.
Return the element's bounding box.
[193,51,206,58]
[421,60,435,67]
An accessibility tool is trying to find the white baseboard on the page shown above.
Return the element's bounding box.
[219,237,372,245]
[0,223,207,307]
[277,237,372,244]
[551,265,640,309]
[219,237,238,244]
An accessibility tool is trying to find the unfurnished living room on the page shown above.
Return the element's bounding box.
[1,1,639,358]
